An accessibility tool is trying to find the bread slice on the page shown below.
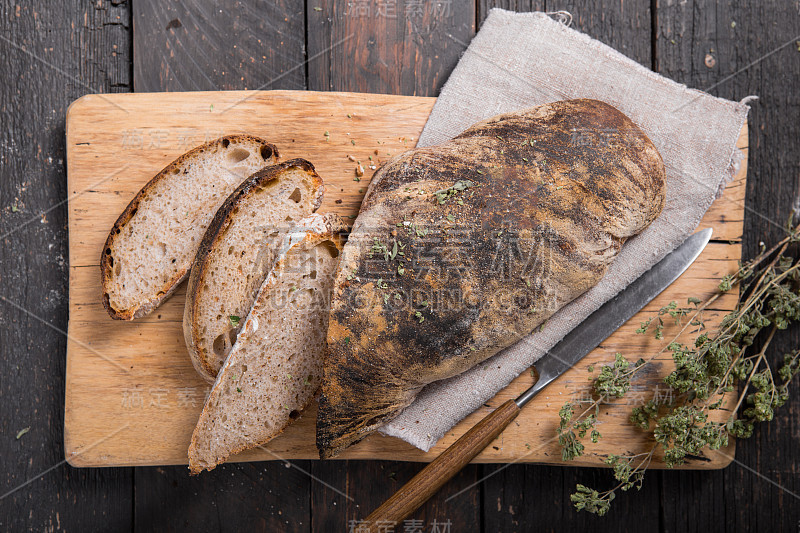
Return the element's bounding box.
[101,135,279,320]
[184,159,324,382]
[188,213,346,474]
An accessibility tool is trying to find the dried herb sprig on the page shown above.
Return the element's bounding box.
[556,354,645,460]
[560,220,800,515]
[433,179,477,204]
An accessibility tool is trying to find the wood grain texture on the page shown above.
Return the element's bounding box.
[133,0,306,92]
[478,1,545,26]
[64,89,745,470]
[134,462,312,532]
[656,2,800,531]
[306,0,476,95]
[0,1,133,531]
[549,0,654,67]
[310,457,482,531]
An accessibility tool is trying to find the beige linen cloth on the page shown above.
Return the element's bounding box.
[379,9,751,451]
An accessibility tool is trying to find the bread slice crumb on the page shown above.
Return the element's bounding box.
[183,159,324,382]
[101,135,279,320]
[188,213,346,474]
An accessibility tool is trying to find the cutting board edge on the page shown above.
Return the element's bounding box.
[63,90,746,469]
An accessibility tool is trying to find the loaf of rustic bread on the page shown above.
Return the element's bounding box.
[183,159,324,382]
[189,213,346,473]
[316,99,666,458]
[101,135,279,320]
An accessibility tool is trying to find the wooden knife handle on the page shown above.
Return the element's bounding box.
[362,399,521,530]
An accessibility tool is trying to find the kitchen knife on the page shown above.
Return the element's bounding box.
[362,228,713,529]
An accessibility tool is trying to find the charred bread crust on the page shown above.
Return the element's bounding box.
[184,159,325,382]
[101,134,279,320]
[316,99,667,458]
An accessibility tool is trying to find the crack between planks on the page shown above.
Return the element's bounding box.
[651,0,659,72]
[132,467,136,531]
[127,0,135,92]
[479,464,486,533]
[303,0,310,90]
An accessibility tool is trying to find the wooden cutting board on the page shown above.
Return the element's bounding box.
[65,90,747,468]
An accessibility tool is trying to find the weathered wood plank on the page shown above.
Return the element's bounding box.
[133,0,306,92]
[0,1,133,531]
[476,1,658,530]
[481,463,663,532]
[549,0,653,67]
[477,1,545,26]
[311,459,481,532]
[135,5,476,530]
[131,3,312,532]
[656,1,800,531]
[134,462,312,532]
[305,0,476,95]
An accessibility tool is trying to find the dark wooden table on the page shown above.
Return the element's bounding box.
[1,1,798,531]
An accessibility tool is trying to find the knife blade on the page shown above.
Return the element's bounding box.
[362,228,713,530]
[516,226,713,407]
